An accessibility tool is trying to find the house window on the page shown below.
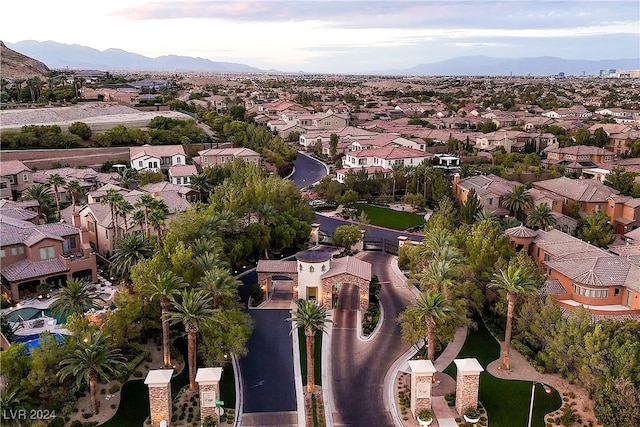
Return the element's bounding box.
[89,222,95,232]
[138,161,143,167]
[321,264,326,272]
[105,229,109,240]
[176,157,181,164]
[0,182,7,189]
[10,247,25,256]
[299,264,303,271]
[614,288,620,296]
[543,253,550,261]
[65,237,77,249]
[204,157,209,163]
[488,198,493,205]
[22,173,29,182]
[309,266,315,273]
[0,249,5,258]
[564,198,568,205]
[39,246,55,260]
[8,176,15,183]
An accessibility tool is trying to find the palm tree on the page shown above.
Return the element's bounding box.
[102,189,125,244]
[23,183,54,220]
[197,266,241,309]
[391,163,405,201]
[147,271,185,367]
[169,289,214,390]
[0,386,33,426]
[135,193,156,237]
[110,232,153,280]
[416,259,457,296]
[58,331,125,414]
[406,290,453,362]
[287,299,332,392]
[49,278,102,319]
[48,173,66,220]
[66,179,84,214]
[488,265,538,370]
[502,185,533,221]
[115,199,134,233]
[189,173,209,202]
[474,209,496,223]
[149,199,169,246]
[526,204,557,230]
[502,216,521,230]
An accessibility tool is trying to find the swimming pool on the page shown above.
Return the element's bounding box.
[3,303,114,325]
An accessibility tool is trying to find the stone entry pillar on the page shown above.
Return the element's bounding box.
[310,223,320,246]
[407,360,437,417]
[196,367,223,425]
[145,369,174,427]
[454,358,483,415]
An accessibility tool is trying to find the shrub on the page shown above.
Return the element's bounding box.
[71,421,84,427]
[133,370,144,378]
[108,383,120,393]
[110,404,116,409]
[82,413,93,419]
[417,408,432,421]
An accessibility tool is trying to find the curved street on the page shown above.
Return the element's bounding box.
[330,251,416,426]
[289,151,328,189]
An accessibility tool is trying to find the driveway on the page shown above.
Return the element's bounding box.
[289,152,328,189]
[330,251,416,426]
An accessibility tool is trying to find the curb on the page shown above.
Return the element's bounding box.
[232,353,243,427]
[290,302,307,427]
[322,312,335,427]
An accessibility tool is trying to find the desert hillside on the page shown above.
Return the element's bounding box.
[1,40,50,80]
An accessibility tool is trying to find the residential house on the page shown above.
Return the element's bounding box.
[543,145,614,174]
[129,145,187,172]
[196,147,261,168]
[453,174,518,216]
[168,165,198,187]
[0,160,33,200]
[505,226,640,319]
[141,182,199,203]
[0,211,98,302]
[336,146,428,184]
[475,130,527,153]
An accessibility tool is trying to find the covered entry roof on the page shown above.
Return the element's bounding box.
[256,260,298,274]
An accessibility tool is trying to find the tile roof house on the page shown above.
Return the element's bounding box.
[168,165,198,187]
[0,212,98,302]
[532,177,640,233]
[453,174,518,216]
[543,145,614,174]
[129,145,187,172]
[0,160,33,199]
[195,147,261,168]
[505,227,640,319]
[338,146,428,183]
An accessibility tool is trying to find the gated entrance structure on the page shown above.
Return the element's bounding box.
[256,249,372,311]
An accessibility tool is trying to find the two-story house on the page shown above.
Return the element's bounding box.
[0,160,33,200]
[0,212,98,302]
[196,148,261,168]
[453,174,518,216]
[336,146,428,183]
[544,145,614,174]
[505,226,640,320]
[129,145,187,172]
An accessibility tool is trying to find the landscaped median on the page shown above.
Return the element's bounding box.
[349,203,426,231]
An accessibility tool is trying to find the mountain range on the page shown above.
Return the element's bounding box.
[5,40,639,76]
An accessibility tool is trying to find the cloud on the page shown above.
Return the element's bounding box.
[114,0,639,33]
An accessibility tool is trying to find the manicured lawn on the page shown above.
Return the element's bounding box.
[444,317,561,427]
[353,203,424,231]
[298,327,322,386]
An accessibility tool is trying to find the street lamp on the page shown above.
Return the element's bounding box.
[527,382,553,427]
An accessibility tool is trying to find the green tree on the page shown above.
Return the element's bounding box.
[489,263,538,370]
[47,173,66,221]
[66,179,84,214]
[502,185,533,221]
[0,386,33,426]
[102,189,125,245]
[197,266,241,309]
[574,128,592,146]
[526,203,557,230]
[404,290,454,362]
[595,378,640,427]
[135,193,156,237]
[287,300,332,392]
[68,121,92,140]
[23,183,54,220]
[459,188,480,224]
[169,289,214,390]
[110,232,153,280]
[338,189,358,206]
[329,133,339,159]
[332,224,362,252]
[49,278,102,319]
[576,209,614,248]
[147,271,185,367]
[58,330,125,414]
[604,166,638,196]
[464,219,511,282]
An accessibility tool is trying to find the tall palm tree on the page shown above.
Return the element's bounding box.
[48,173,66,220]
[135,193,156,237]
[23,183,54,220]
[66,179,84,214]
[406,290,454,362]
[197,266,241,309]
[110,232,153,280]
[102,189,125,244]
[416,259,457,296]
[189,173,210,202]
[49,278,102,319]
[147,271,185,367]
[526,203,557,230]
[502,185,533,221]
[474,209,496,223]
[58,331,125,414]
[287,299,332,392]
[115,199,134,233]
[488,265,538,370]
[149,199,169,246]
[169,289,214,390]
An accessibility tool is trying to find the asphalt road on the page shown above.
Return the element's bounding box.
[289,152,328,189]
[237,272,297,413]
[314,214,423,243]
[331,251,416,426]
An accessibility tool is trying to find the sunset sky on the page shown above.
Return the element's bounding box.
[3,0,639,73]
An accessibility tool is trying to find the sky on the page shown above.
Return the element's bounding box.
[3,0,639,73]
